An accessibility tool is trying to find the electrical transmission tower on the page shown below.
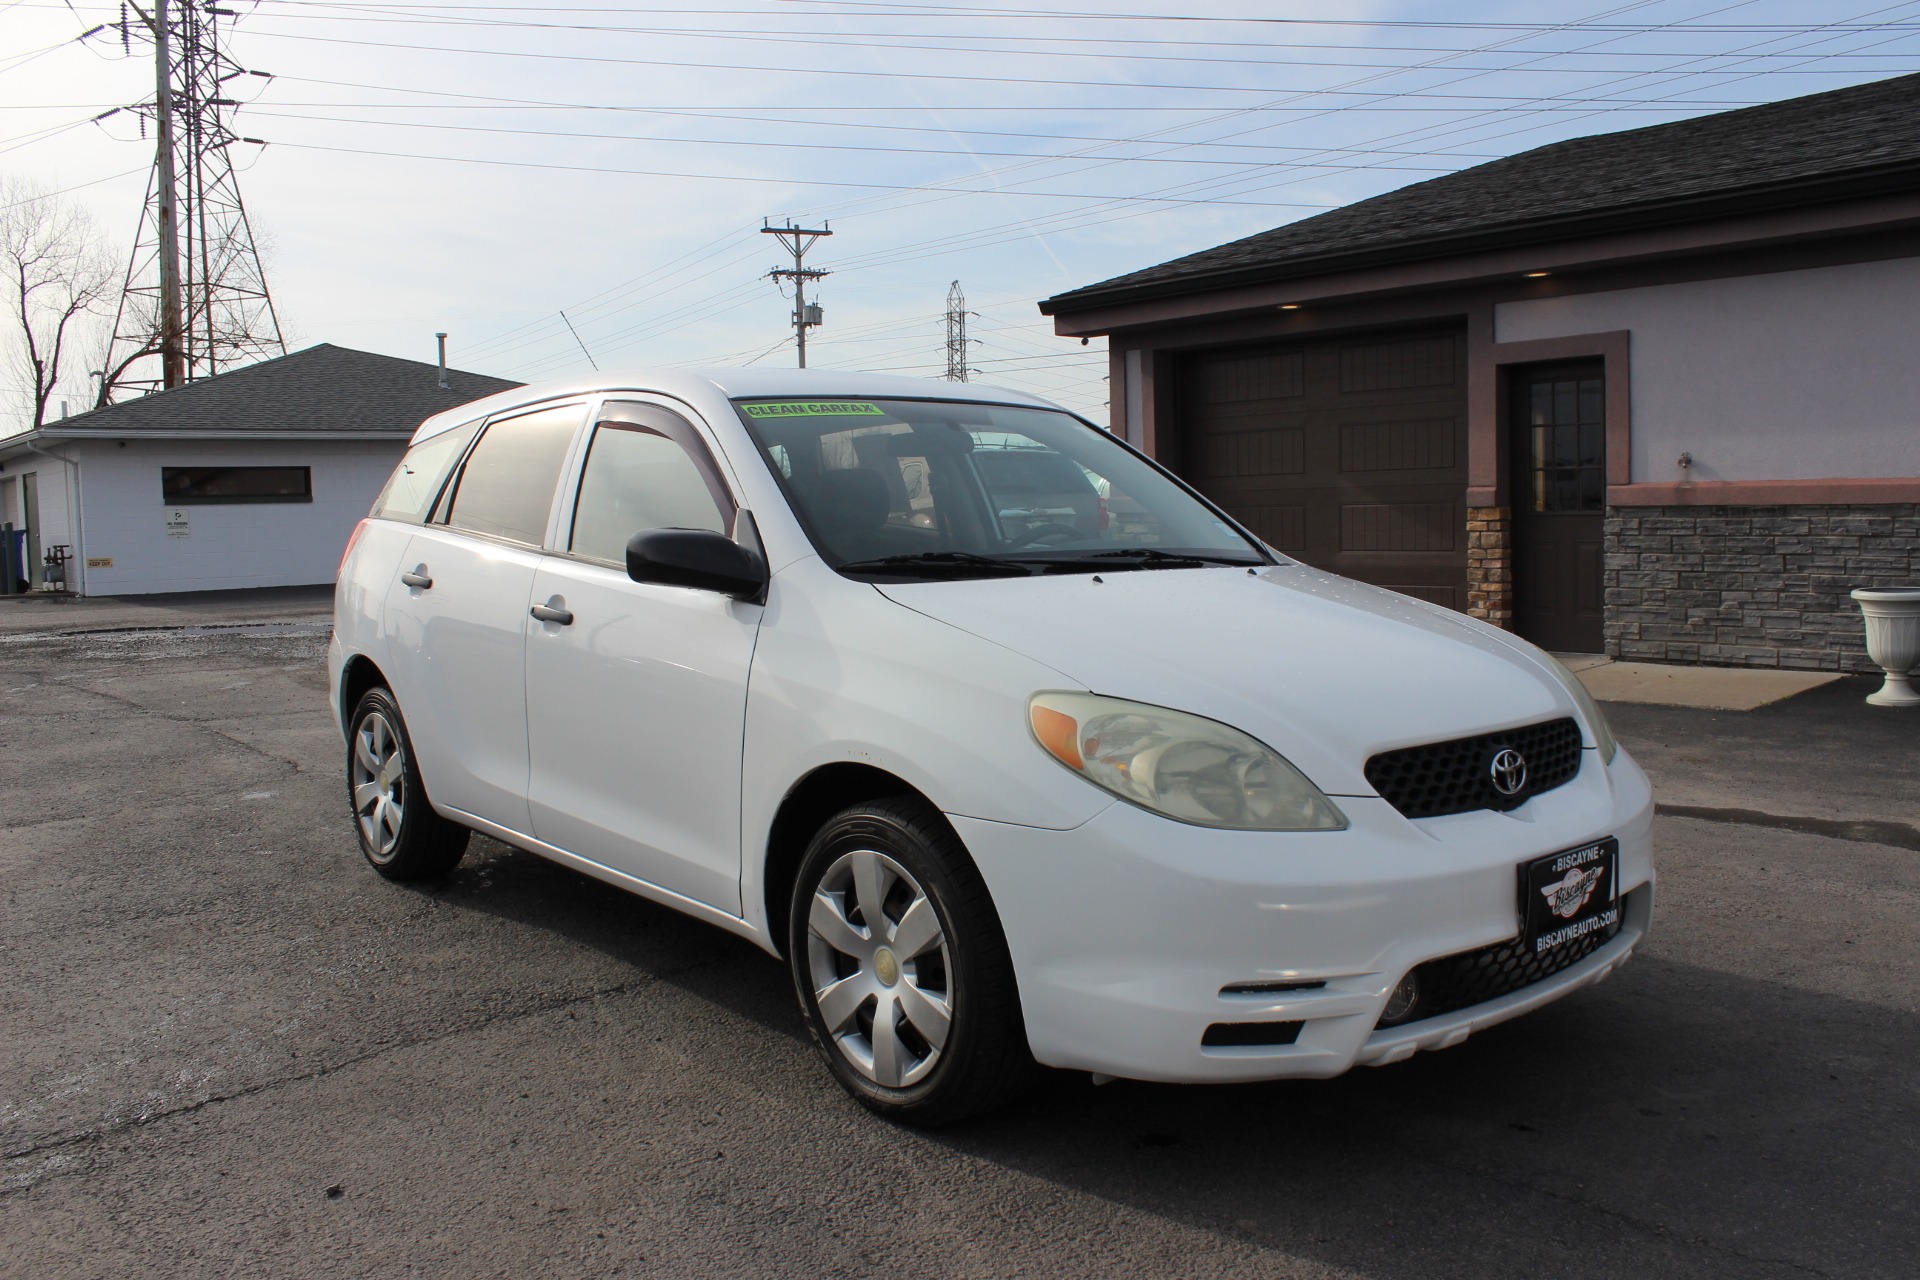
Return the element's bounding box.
[943,280,973,382]
[101,0,284,403]
[761,221,830,368]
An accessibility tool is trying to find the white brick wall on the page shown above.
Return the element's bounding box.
[71,437,405,595]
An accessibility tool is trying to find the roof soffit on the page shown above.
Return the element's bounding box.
[1049,189,1920,337]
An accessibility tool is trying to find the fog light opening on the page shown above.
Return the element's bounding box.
[1379,973,1422,1027]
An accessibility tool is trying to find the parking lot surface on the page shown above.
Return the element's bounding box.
[2,622,1915,1278]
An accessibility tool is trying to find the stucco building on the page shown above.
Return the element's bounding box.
[0,344,515,596]
[1041,73,1920,668]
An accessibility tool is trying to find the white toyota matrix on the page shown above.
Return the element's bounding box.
[330,369,1654,1124]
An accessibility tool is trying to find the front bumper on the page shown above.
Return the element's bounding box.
[951,746,1655,1083]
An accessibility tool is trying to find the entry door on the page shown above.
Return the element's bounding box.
[1512,364,1605,653]
[21,472,39,587]
[523,401,760,914]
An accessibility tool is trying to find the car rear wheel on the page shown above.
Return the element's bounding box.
[347,687,469,880]
[788,798,1037,1125]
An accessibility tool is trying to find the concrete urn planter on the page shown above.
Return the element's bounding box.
[1851,588,1920,707]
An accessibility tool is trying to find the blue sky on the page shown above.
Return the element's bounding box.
[5,0,1919,425]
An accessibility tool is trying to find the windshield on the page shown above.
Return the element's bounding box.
[733,397,1267,579]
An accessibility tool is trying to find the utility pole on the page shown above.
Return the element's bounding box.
[102,0,284,403]
[761,221,830,368]
[151,0,184,388]
[943,280,973,382]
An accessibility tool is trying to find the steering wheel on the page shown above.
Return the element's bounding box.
[1010,523,1081,549]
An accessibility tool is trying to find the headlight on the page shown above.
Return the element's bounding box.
[1542,655,1618,763]
[1028,692,1346,831]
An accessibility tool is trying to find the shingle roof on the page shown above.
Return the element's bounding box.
[1042,72,1920,315]
[27,343,520,437]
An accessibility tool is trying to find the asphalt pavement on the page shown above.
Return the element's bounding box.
[1,621,1914,1279]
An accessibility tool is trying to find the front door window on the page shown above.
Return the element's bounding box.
[1523,372,1605,515]
[568,404,733,564]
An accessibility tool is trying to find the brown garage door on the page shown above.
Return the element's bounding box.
[1176,327,1468,611]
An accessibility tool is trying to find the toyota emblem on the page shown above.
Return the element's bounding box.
[1489,747,1529,797]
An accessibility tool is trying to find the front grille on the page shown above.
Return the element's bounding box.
[1384,892,1630,1028]
[1365,717,1583,820]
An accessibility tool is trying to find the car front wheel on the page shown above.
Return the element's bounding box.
[788,798,1037,1125]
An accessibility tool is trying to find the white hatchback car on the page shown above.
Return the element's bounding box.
[331,369,1653,1124]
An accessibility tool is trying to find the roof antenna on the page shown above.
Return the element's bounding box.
[435,332,449,390]
[560,311,599,371]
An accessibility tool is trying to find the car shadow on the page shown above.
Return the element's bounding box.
[405,836,1917,1278]
[412,833,807,1041]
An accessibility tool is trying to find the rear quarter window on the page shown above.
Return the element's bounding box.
[371,420,480,522]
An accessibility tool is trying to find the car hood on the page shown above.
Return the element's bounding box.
[877,564,1576,797]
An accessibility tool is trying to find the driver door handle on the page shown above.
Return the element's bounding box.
[400,568,433,589]
[530,601,574,626]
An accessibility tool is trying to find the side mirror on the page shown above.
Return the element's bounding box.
[626,528,767,602]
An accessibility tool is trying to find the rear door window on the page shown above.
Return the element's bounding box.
[444,404,584,546]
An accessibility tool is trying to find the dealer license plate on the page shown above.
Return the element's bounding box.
[1520,838,1621,958]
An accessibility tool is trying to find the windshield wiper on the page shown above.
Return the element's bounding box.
[837,551,1034,578]
[1081,548,1264,568]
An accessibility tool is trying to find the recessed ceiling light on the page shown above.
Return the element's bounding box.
[1524,271,1551,279]
[1278,303,1301,310]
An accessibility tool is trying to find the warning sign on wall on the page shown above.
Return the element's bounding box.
[165,509,190,539]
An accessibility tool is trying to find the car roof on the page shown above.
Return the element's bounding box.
[409,367,1063,443]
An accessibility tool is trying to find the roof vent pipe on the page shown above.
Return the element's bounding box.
[435,332,449,390]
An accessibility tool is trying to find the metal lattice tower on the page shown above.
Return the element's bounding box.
[943,280,972,382]
[101,0,283,403]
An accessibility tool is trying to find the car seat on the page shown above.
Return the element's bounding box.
[811,468,896,561]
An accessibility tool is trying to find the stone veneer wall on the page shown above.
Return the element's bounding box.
[1466,506,1513,627]
[1604,504,1920,671]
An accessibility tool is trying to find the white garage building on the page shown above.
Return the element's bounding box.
[0,344,517,597]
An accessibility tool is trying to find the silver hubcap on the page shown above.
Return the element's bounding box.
[806,849,953,1089]
[351,710,407,861]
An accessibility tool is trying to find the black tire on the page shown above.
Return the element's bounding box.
[788,797,1038,1126]
[345,686,469,881]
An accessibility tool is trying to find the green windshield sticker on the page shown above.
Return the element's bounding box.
[741,400,886,419]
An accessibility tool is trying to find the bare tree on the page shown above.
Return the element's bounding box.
[90,294,160,410]
[0,176,117,432]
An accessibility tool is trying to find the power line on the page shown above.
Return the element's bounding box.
[143,1,1920,31]
[791,3,1898,269]
[776,0,1692,231]
[171,5,1920,79]
[241,108,1493,172]
[263,140,1343,206]
[230,27,1791,104]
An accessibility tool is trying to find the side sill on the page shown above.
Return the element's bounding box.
[444,807,775,954]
